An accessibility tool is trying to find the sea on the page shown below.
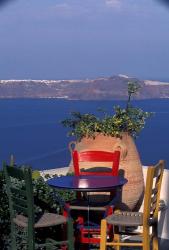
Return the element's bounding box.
[0,99,169,170]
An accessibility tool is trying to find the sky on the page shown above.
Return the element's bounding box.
[0,0,169,80]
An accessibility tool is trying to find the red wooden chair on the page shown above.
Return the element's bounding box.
[72,150,120,177]
[68,142,121,246]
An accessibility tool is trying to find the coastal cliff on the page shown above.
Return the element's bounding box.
[0,75,169,99]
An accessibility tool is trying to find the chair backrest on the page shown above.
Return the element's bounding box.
[143,160,164,225]
[72,150,120,176]
[3,163,35,229]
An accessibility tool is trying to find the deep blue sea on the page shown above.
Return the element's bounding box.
[0,99,168,170]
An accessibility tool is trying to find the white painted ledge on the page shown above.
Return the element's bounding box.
[40,166,69,179]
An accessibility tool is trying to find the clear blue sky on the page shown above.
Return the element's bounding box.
[0,0,169,80]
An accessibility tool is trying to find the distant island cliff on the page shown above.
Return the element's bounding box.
[0,75,169,100]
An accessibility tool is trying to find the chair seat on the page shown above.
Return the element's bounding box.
[13,213,67,228]
[106,212,143,227]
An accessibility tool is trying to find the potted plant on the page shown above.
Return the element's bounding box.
[62,81,152,211]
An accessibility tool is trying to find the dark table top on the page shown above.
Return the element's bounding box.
[47,175,127,192]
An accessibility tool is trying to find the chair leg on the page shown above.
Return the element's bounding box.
[100,219,107,250]
[108,224,120,250]
[67,218,74,250]
[113,226,121,250]
[11,222,17,250]
[28,229,35,250]
[28,238,35,250]
[143,227,150,250]
[152,224,159,250]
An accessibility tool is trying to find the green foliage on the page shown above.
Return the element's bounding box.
[0,170,10,248]
[0,169,76,248]
[62,81,152,140]
[32,170,41,180]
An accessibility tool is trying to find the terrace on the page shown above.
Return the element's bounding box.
[1,160,168,250]
[42,165,169,250]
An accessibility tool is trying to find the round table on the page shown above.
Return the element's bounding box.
[47,175,127,192]
[47,175,127,249]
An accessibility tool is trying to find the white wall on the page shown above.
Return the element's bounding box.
[141,167,169,239]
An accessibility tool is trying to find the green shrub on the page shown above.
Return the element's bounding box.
[62,81,153,141]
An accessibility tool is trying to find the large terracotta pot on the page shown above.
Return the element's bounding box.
[68,133,144,211]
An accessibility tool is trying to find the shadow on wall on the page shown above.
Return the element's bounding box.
[158,168,169,239]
